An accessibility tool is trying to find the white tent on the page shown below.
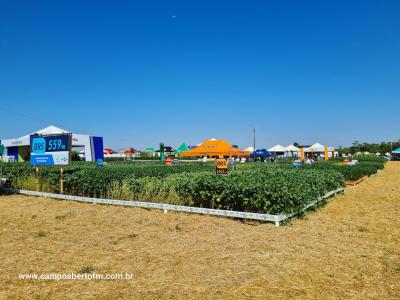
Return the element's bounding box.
[304,143,335,153]
[285,145,300,152]
[31,125,69,136]
[385,152,390,156]
[284,144,300,157]
[309,143,325,152]
[364,151,370,155]
[268,144,286,152]
[376,152,381,156]
[244,146,254,152]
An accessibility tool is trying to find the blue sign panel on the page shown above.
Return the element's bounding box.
[30,134,71,166]
[45,135,69,152]
[32,137,46,154]
[30,155,55,166]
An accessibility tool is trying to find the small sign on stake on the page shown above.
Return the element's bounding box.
[216,158,228,175]
[97,159,104,169]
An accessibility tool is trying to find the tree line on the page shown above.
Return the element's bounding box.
[337,140,400,155]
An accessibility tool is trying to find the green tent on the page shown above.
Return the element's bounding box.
[142,147,155,153]
[175,143,189,156]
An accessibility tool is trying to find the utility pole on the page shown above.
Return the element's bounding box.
[253,128,256,151]
[253,128,256,161]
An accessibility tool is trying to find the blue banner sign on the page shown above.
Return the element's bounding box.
[30,134,71,166]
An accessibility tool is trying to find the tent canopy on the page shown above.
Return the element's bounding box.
[268,144,286,152]
[30,125,69,136]
[180,139,250,157]
[285,144,300,152]
[155,146,175,152]
[175,143,190,156]
[252,149,272,159]
[142,147,155,153]
[244,146,254,152]
[309,143,325,152]
[393,148,400,154]
[304,143,335,153]
[20,125,70,140]
[124,148,136,154]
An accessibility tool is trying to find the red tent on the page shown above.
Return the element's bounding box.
[104,148,113,154]
[124,148,136,154]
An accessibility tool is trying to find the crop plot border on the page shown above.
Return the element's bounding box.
[4,188,344,226]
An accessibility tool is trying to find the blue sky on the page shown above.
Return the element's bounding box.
[1,0,399,149]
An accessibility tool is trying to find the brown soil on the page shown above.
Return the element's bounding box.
[1,162,399,299]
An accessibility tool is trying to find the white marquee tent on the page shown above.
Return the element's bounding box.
[268,144,287,153]
[304,143,324,152]
[284,144,300,157]
[285,144,300,152]
[297,142,338,159]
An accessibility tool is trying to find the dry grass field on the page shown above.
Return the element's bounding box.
[1,162,400,299]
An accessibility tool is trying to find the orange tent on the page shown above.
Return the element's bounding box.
[180,139,250,157]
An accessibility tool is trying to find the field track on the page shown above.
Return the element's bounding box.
[1,162,399,299]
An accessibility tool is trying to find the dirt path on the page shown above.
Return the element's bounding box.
[1,162,399,299]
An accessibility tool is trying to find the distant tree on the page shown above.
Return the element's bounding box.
[351,141,360,153]
[337,146,351,155]
[293,142,300,147]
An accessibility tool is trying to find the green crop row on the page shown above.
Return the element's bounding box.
[236,160,384,181]
[111,168,344,214]
[352,154,387,162]
[104,156,160,162]
[310,161,384,181]
[0,162,216,196]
